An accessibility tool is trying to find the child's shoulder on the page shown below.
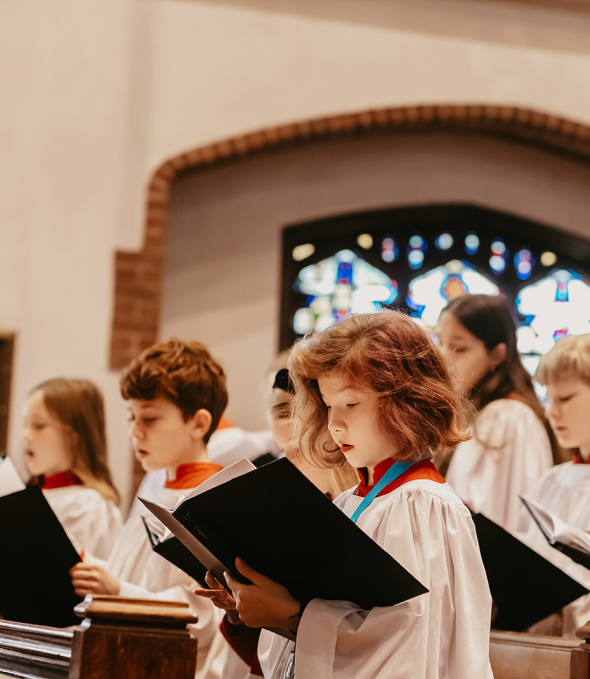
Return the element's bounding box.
[45,484,118,511]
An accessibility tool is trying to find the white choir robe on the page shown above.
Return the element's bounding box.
[447,399,553,533]
[259,479,494,679]
[516,461,590,637]
[90,487,228,679]
[44,485,123,560]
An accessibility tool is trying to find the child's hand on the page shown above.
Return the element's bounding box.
[194,572,241,625]
[225,557,301,631]
[70,563,121,596]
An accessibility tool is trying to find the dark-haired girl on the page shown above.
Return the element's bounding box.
[437,294,559,532]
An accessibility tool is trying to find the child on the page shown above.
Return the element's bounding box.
[69,339,230,679]
[201,312,494,679]
[23,377,122,560]
[516,333,590,637]
[214,368,358,679]
[437,294,559,532]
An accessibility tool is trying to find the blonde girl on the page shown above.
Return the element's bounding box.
[23,378,122,559]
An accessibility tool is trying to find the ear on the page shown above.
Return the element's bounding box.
[189,409,213,441]
[489,342,507,370]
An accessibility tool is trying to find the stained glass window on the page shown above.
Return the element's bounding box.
[292,249,398,334]
[407,260,499,328]
[516,269,590,374]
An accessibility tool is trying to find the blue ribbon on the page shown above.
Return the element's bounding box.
[350,460,414,524]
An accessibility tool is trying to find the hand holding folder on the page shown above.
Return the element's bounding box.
[141,457,428,636]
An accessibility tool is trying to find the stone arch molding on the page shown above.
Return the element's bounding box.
[108,104,590,369]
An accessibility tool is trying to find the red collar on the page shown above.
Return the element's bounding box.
[354,458,444,498]
[573,451,588,464]
[166,462,223,490]
[42,470,83,490]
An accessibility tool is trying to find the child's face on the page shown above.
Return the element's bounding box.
[22,391,73,477]
[545,376,590,456]
[318,374,398,471]
[436,311,503,395]
[127,397,204,473]
[269,416,334,497]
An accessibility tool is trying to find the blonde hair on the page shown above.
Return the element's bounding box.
[289,310,470,466]
[536,334,590,387]
[31,378,120,505]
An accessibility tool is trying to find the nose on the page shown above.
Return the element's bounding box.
[327,407,345,435]
[22,424,32,444]
[129,419,143,441]
[545,401,556,421]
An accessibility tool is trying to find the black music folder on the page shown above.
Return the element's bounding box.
[471,511,589,632]
[141,457,428,615]
[0,486,82,627]
[142,517,209,587]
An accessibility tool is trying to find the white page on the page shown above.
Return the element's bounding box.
[0,458,25,497]
[523,495,590,554]
[144,458,256,513]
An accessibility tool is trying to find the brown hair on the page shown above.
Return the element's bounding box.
[120,339,228,443]
[31,378,119,504]
[443,294,562,464]
[288,310,470,465]
[268,374,359,493]
[536,334,590,387]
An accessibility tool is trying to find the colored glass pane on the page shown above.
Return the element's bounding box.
[407,260,499,328]
[292,250,398,334]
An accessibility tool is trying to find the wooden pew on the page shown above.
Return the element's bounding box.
[490,624,590,679]
[0,595,198,679]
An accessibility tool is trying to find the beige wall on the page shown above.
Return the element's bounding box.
[2,0,590,504]
[161,131,590,430]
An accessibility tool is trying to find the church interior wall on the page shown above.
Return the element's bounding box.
[2,0,590,506]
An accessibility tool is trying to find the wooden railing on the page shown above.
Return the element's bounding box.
[490,625,590,679]
[0,596,198,679]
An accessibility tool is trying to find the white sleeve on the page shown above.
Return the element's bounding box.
[207,428,279,467]
[45,487,124,561]
[261,484,493,679]
[447,399,553,533]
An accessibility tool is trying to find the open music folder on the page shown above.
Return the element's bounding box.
[140,457,428,635]
[0,458,82,627]
[471,511,589,632]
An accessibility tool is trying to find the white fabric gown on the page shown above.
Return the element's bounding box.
[259,479,494,679]
[516,461,590,637]
[44,486,123,560]
[446,399,553,532]
[92,487,227,679]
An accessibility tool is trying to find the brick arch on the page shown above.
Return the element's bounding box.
[108,104,590,369]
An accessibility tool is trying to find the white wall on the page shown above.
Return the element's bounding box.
[2,0,590,504]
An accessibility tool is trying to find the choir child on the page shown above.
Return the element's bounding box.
[437,294,559,532]
[69,339,230,679]
[200,311,494,679]
[205,368,358,679]
[23,377,122,560]
[516,333,590,637]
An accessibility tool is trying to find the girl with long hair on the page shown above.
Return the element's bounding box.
[23,377,122,559]
[437,294,559,532]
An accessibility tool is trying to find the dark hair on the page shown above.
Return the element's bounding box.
[289,310,470,465]
[120,339,228,443]
[443,294,561,463]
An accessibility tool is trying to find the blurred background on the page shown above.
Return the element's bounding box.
[2,0,590,507]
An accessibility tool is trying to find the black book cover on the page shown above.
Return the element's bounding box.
[552,542,590,571]
[0,486,82,627]
[142,518,209,587]
[471,512,588,631]
[143,458,428,611]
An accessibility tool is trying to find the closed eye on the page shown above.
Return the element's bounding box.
[347,403,359,408]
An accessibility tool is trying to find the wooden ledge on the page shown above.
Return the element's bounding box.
[74,595,199,628]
